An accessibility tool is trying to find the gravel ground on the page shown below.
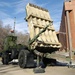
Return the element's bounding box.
[0,59,75,75]
[0,65,75,75]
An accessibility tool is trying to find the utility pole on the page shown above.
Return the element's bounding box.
[14,17,16,35]
[66,11,72,65]
[65,0,71,2]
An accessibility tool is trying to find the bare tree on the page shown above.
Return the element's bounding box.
[0,20,29,52]
[16,32,29,46]
[0,21,11,51]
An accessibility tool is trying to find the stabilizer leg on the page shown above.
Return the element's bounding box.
[33,55,45,73]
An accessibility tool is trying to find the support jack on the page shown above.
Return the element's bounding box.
[33,67,45,73]
[33,55,45,73]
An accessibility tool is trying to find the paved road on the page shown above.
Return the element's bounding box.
[0,60,75,75]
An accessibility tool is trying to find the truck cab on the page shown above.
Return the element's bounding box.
[3,36,17,51]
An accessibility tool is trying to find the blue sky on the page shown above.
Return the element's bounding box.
[0,0,64,33]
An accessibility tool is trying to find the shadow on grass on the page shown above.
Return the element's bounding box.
[41,58,68,68]
[54,61,68,66]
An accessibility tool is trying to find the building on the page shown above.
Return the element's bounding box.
[59,0,75,51]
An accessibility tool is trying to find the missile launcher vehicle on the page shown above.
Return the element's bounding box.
[1,3,61,73]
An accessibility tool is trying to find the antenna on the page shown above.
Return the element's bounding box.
[64,0,71,2]
[14,17,16,35]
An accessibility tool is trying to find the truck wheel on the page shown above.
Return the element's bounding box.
[2,52,9,65]
[18,50,29,68]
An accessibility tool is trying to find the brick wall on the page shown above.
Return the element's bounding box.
[59,0,75,51]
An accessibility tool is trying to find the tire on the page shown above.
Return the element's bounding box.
[18,50,29,68]
[2,52,9,65]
